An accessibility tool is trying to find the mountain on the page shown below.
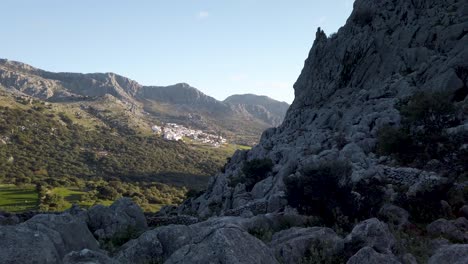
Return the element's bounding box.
[0,60,289,145]
[224,94,289,127]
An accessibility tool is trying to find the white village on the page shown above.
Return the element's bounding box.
[151,123,227,147]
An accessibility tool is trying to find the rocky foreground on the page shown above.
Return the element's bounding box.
[1,198,467,263]
[1,0,468,263]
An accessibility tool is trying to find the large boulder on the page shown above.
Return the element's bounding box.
[345,218,396,254]
[269,227,344,263]
[0,224,61,264]
[0,213,100,264]
[346,247,401,264]
[165,226,279,264]
[426,217,468,242]
[428,244,468,264]
[86,198,148,241]
[378,204,410,230]
[116,225,193,264]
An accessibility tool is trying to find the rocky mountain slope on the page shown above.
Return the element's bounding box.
[0,61,289,145]
[1,0,467,263]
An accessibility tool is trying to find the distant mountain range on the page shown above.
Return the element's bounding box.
[0,59,290,145]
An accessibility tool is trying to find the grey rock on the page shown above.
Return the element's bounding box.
[427,218,468,242]
[63,249,119,264]
[346,247,401,264]
[345,218,396,254]
[0,224,61,264]
[0,213,100,264]
[116,225,193,264]
[459,205,468,218]
[87,198,147,241]
[378,204,410,230]
[269,227,344,264]
[165,226,278,264]
[401,253,418,264]
[428,244,468,264]
[429,238,452,253]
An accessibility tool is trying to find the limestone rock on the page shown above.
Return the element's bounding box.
[116,225,193,264]
[165,226,278,264]
[427,217,468,242]
[269,227,344,263]
[0,213,100,264]
[428,244,468,264]
[378,204,410,230]
[345,218,396,254]
[86,198,148,241]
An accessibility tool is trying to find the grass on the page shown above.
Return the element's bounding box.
[0,184,167,213]
[0,184,39,212]
[50,187,112,208]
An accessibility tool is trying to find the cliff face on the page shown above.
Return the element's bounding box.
[172,0,468,219]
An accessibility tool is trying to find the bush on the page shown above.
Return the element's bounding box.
[400,91,457,132]
[284,161,354,225]
[285,161,388,228]
[397,181,454,223]
[377,126,414,162]
[377,91,463,169]
[229,158,274,191]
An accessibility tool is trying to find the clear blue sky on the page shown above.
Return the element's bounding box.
[2,0,354,103]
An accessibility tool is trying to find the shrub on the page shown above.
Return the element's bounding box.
[284,161,354,225]
[229,158,274,191]
[377,91,463,168]
[377,126,413,160]
[397,181,454,223]
[285,161,388,228]
[400,91,458,133]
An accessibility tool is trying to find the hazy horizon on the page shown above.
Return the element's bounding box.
[2,0,354,103]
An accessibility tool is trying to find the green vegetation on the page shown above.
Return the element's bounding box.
[284,161,387,229]
[377,91,467,222]
[229,158,274,191]
[378,91,466,173]
[0,184,38,212]
[284,161,353,225]
[0,95,244,212]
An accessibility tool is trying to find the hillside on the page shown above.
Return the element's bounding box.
[0,88,238,211]
[0,60,290,145]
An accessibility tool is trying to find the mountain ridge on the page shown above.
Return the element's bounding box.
[0,59,290,145]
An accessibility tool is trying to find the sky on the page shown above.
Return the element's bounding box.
[2,0,354,103]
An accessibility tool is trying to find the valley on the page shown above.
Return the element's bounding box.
[0,88,253,212]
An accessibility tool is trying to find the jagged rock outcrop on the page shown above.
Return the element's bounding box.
[168,0,468,225]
